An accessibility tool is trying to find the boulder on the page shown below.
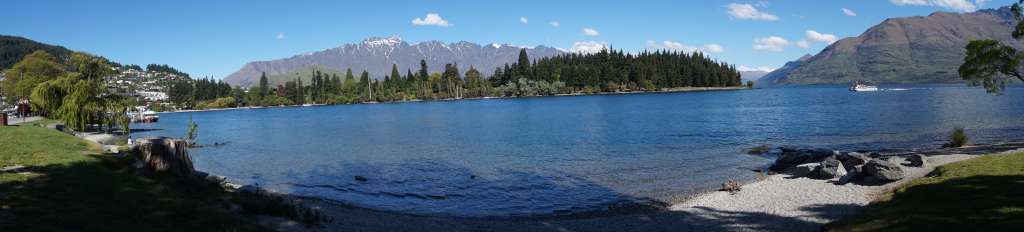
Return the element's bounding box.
[779,146,801,153]
[903,154,926,167]
[838,152,870,169]
[769,148,837,172]
[237,185,262,194]
[864,160,905,182]
[812,148,839,157]
[838,166,862,185]
[205,175,227,184]
[792,163,821,177]
[813,159,847,180]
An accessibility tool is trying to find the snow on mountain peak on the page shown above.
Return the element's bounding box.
[362,36,403,46]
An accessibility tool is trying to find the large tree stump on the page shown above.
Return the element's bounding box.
[132,137,196,179]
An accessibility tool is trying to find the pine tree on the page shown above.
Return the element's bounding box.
[259,72,269,97]
[517,48,530,78]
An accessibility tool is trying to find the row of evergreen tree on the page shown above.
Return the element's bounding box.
[168,48,742,109]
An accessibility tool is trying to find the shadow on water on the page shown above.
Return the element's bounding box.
[249,159,861,231]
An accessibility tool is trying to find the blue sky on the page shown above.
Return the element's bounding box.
[0,0,1014,78]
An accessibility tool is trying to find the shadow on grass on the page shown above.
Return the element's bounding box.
[827,175,1024,231]
[0,154,267,232]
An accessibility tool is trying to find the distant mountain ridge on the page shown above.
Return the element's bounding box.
[759,7,1024,85]
[224,36,565,88]
[739,71,770,83]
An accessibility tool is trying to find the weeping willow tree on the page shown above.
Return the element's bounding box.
[29,74,76,116]
[21,51,135,133]
[106,98,132,135]
[57,79,103,131]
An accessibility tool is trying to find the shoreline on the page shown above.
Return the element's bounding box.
[155,86,750,115]
[244,141,1024,231]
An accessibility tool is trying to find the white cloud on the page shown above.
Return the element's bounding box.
[520,17,528,24]
[570,41,606,54]
[753,36,790,52]
[704,43,724,53]
[888,0,983,12]
[796,40,810,49]
[583,28,600,36]
[805,30,838,44]
[727,3,779,21]
[738,65,776,72]
[646,40,723,54]
[549,21,560,27]
[412,13,451,27]
[842,8,857,16]
[276,33,285,40]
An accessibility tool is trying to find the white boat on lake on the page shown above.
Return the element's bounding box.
[849,83,879,92]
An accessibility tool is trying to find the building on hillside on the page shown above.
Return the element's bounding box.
[137,91,168,101]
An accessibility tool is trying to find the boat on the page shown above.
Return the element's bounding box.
[849,83,879,92]
[131,110,160,123]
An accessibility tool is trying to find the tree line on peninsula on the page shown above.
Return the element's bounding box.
[170,48,744,109]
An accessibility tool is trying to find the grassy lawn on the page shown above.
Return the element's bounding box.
[828,152,1024,231]
[0,124,268,231]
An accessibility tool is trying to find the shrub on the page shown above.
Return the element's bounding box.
[943,127,968,148]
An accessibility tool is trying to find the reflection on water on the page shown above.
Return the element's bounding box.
[132,85,1024,217]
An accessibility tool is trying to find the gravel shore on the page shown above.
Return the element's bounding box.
[668,154,976,231]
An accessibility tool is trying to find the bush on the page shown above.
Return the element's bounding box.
[943,127,968,148]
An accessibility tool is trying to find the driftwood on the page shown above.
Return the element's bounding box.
[132,137,196,179]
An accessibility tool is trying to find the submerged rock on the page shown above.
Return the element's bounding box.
[864,160,905,182]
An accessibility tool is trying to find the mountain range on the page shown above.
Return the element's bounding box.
[760,7,1024,86]
[223,36,565,88]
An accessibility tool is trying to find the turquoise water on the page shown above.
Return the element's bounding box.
[132,85,1024,217]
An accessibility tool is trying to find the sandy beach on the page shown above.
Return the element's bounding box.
[251,143,1024,232]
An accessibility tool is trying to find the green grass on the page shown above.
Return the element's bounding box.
[0,125,268,231]
[828,152,1024,231]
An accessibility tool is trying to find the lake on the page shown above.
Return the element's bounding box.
[132,85,1024,217]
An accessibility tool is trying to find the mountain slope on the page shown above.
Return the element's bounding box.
[264,65,346,87]
[0,35,74,69]
[760,7,1023,85]
[224,36,565,88]
[740,71,769,83]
